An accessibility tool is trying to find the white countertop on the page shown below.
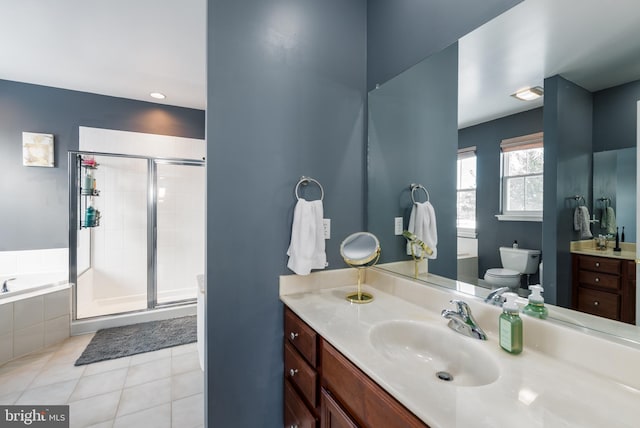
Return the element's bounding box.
[280,270,640,428]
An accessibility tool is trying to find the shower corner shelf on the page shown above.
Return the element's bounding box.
[78,155,101,230]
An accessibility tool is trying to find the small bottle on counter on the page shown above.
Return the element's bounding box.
[499,293,523,355]
[523,285,548,319]
[622,226,625,242]
[513,240,518,248]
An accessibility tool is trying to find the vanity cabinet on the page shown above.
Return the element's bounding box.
[284,308,319,427]
[283,307,429,428]
[571,254,636,324]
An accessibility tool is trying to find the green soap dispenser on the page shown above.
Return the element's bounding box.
[499,292,523,355]
[523,285,548,319]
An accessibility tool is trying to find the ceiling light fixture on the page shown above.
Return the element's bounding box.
[511,86,543,101]
[150,92,166,100]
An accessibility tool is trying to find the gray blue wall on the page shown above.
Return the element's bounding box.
[205,1,366,426]
[366,0,522,90]
[459,107,543,285]
[543,75,593,307]
[593,79,640,152]
[368,43,458,279]
[0,79,204,251]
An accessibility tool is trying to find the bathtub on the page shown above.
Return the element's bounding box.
[0,272,71,365]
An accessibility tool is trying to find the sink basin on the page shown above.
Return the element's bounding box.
[369,320,500,387]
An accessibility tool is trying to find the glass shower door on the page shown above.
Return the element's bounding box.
[155,161,205,305]
[75,154,149,319]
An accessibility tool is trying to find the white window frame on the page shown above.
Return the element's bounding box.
[457,147,477,237]
[496,132,544,222]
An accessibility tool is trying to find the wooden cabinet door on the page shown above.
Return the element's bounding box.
[321,340,429,428]
[321,389,358,428]
[284,379,317,428]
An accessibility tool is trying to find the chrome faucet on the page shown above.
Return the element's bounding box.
[484,287,510,306]
[441,299,487,340]
[2,278,15,293]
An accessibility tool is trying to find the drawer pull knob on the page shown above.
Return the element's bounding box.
[289,368,298,377]
[595,277,600,283]
[289,332,298,340]
[595,262,600,267]
[594,301,599,306]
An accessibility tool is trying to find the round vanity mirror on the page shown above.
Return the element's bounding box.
[340,232,381,304]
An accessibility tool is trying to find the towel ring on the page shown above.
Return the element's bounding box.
[567,195,586,207]
[295,176,324,201]
[410,183,430,204]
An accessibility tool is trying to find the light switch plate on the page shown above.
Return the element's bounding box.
[394,217,403,235]
[323,218,331,239]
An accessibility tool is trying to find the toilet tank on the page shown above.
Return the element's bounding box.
[499,247,541,274]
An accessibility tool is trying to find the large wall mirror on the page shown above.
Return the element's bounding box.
[368,0,640,344]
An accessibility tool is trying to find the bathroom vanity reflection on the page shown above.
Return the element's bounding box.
[366,0,640,344]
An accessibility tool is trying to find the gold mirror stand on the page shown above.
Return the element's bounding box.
[345,267,374,303]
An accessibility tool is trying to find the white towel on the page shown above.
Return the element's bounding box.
[605,207,616,235]
[406,201,437,259]
[573,206,592,239]
[287,199,327,275]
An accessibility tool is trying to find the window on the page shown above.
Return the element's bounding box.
[499,132,543,221]
[457,147,476,235]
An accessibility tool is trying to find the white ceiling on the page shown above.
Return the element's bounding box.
[0,0,207,110]
[1,0,639,125]
[459,0,640,128]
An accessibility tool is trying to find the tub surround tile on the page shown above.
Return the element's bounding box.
[0,332,13,365]
[44,289,71,320]
[0,303,13,335]
[44,315,70,348]
[13,296,44,330]
[13,323,44,359]
[0,252,18,275]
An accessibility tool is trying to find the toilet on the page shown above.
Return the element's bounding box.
[484,247,541,290]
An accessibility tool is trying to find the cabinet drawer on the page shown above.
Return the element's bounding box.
[321,388,358,428]
[285,341,318,408]
[577,287,619,320]
[578,270,620,291]
[321,340,429,428]
[578,255,620,275]
[285,308,318,367]
[285,379,317,428]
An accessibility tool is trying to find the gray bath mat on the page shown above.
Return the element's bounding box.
[75,315,197,366]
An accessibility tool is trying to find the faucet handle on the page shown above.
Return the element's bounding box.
[449,299,471,317]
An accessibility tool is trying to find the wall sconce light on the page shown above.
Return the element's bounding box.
[511,86,543,101]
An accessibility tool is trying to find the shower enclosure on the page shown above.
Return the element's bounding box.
[68,151,205,320]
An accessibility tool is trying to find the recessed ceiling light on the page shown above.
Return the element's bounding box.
[511,86,543,101]
[150,92,166,100]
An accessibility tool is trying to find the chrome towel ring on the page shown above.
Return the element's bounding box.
[295,176,324,201]
[410,183,430,204]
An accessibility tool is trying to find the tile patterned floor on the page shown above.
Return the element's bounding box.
[0,334,204,428]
